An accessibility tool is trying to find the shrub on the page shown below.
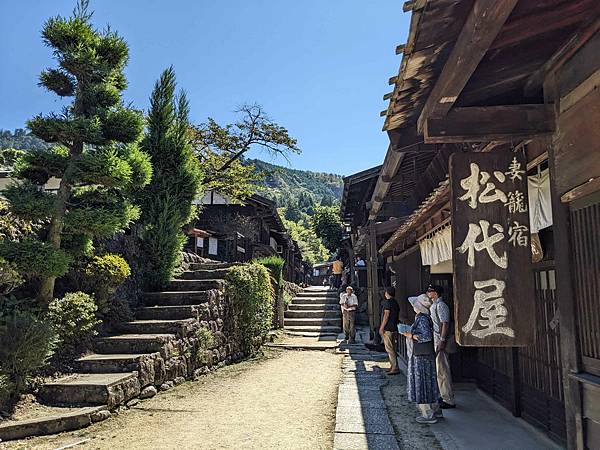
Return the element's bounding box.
[0,198,42,242]
[0,309,55,396]
[83,254,131,320]
[0,257,24,295]
[0,239,72,278]
[255,255,285,291]
[0,374,15,411]
[227,263,273,354]
[192,327,215,366]
[47,292,100,348]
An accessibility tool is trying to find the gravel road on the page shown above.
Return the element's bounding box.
[5,349,343,450]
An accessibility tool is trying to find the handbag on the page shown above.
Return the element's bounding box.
[412,316,435,356]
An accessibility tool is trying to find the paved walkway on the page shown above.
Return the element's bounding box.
[333,329,399,450]
[333,328,564,450]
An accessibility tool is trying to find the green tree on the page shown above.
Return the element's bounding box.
[0,1,151,303]
[311,205,343,253]
[282,216,329,266]
[192,104,300,203]
[138,68,203,290]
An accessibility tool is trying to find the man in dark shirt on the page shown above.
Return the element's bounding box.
[379,286,400,375]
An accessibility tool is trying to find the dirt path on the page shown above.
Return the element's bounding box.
[6,349,343,450]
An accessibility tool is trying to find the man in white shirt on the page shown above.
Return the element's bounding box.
[339,286,358,343]
[427,284,456,409]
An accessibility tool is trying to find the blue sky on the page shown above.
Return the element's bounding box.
[0,1,409,176]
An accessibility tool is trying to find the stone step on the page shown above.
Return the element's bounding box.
[136,305,204,321]
[95,334,176,355]
[283,325,341,335]
[288,303,339,311]
[76,353,151,374]
[292,297,339,305]
[142,290,212,306]
[38,372,140,409]
[284,317,342,327]
[188,262,233,270]
[296,291,338,298]
[284,309,341,319]
[180,268,230,280]
[167,279,224,291]
[118,319,195,336]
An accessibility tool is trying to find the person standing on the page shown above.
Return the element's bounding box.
[401,294,440,424]
[427,284,456,409]
[379,287,400,375]
[332,257,344,289]
[339,286,358,343]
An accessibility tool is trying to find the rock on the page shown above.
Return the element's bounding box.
[159,381,173,392]
[139,386,157,399]
[173,376,185,386]
[91,409,111,423]
[125,398,139,408]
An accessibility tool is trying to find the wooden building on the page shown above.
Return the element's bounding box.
[194,191,305,284]
[349,1,599,447]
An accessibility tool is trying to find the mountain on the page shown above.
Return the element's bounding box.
[249,159,343,210]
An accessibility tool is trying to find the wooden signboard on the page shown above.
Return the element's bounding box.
[450,149,534,346]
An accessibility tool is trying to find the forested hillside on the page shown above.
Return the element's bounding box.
[249,159,343,214]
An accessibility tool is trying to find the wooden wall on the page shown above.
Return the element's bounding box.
[546,31,600,450]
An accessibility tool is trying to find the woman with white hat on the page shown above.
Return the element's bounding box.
[401,294,440,424]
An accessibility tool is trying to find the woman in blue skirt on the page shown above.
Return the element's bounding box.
[401,294,440,424]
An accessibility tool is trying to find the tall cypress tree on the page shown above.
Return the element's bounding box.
[0,1,151,303]
[139,68,203,290]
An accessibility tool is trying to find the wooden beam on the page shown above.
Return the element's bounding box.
[490,0,595,51]
[383,92,393,101]
[424,104,556,144]
[417,0,519,133]
[395,44,405,55]
[561,177,600,204]
[402,1,414,13]
[374,217,406,235]
[524,15,600,96]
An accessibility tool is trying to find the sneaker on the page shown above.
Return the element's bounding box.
[440,401,456,409]
[415,416,438,424]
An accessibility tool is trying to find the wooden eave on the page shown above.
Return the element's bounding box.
[340,165,381,222]
[375,0,598,252]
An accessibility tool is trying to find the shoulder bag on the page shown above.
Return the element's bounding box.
[412,316,435,356]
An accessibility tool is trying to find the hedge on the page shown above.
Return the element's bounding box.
[226,262,273,354]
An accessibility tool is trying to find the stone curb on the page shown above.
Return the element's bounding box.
[0,405,108,442]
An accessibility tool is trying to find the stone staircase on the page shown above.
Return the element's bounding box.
[38,261,233,410]
[284,286,341,337]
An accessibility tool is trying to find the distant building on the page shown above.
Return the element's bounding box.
[193,191,306,284]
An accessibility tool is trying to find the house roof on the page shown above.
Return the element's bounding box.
[372,0,597,240]
[340,165,381,224]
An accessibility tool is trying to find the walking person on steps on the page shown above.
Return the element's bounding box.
[339,286,358,343]
[380,287,400,375]
[427,284,456,410]
[401,294,441,424]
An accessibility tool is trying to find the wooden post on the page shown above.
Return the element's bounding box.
[367,224,382,343]
[509,347,522,417]
[544,72,585,450]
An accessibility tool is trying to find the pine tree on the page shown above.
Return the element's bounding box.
[0,1,151,304]
[138,68,203,290]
